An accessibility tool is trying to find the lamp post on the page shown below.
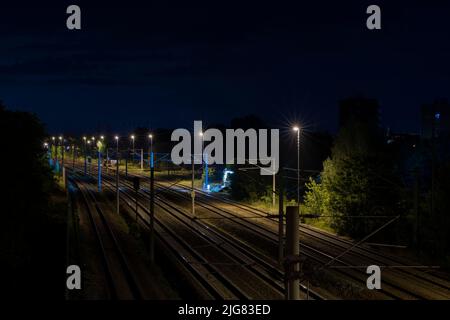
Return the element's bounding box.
[50,137,55,167]
[148,134,153,167]
[101,135,107,173]
[199,131,208,191]
[43,142,49,164]
[91,136,95,167]
[293,126,300,206]
[148,133,155,263]
[191,130,203,219]
[51,136,55,162]
[83,136,87,174]
[97,138,102,192]
[87,140,92,174]
[54,136,59,172]
[59,135,64,161]
[72,145,76,169]
[131,134,135,165]
[59,136,64,176]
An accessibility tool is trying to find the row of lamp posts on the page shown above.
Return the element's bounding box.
[45,125,303,299]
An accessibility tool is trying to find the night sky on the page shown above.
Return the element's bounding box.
[1,1,449,135]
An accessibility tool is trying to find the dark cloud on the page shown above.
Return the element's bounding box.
[0,0,450,133]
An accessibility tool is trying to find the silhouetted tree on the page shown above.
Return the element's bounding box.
[0,101,64,298]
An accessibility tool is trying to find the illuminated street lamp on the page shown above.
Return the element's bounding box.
[87,139,92,173]
[199,131,209,191]
[131,134,135,152]
[130,134,135,165]
[191,129,204,218]
[148,134,154,167]
[96,137,103,192]
[148,133,155,262]
[53,136,59,167]
[44,141,51,166]
[199,131,204,159]
[59,136,64,170]
[293,126,301,206]
[148,134,154,166]
[99,135,107,169]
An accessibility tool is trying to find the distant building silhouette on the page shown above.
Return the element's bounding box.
[421,100,450,139]
[338,97,380,130]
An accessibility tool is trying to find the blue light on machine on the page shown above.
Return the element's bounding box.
[223,169,234,186]
[435,113,441,120]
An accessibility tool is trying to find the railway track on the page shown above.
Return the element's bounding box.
[188,185,450,286]
[69,163,450,299]
[149,181,418,299]
[68,166,322,299]
[111,170,425,298]
[69,176,144,300]
[154,179,450,299]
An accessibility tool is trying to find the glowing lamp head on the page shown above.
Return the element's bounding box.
[100,135,104,140]
[52,136,55,141]
[293,126,300,132]
[148,134,153,139]
[114,136,119,141]
[131,135,135,140]
[83,136,87,141]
